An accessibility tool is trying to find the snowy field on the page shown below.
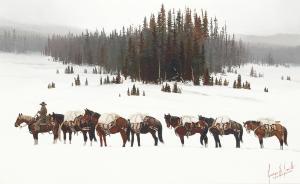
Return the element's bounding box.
[0,52,299,184]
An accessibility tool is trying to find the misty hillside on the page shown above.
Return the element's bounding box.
[0,18,82,36]
[238,34,300,47]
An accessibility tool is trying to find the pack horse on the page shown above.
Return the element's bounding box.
[129,113,164,147]
[243,119,288,149]
[95,113,130,147]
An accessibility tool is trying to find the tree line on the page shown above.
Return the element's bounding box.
[44,5,248,84]
[0,28,46,53]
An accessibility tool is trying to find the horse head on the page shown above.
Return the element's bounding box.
[197,120,208,130]
[244,121,258,133]
[14,113,22,127]
[51,112,65,124]
[198,115,203,120]
[15,113,33,127]
[164,114,172,128]
[82,109,93,124]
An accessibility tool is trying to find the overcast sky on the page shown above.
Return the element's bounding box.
[0,0,299,35]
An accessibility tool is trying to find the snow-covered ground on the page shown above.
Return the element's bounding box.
[0,53,299,184]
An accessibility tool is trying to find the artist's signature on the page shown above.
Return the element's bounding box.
[268,161,294,184]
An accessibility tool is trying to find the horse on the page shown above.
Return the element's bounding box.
[243,120,288,150]
[50,113,66,143]
[81,109,99,146]
[129,114,164,147]
[60,111,84,144]
[198,115,215,145]
[164,114,208,147]
[14,113,62,145]
[208,116,243,148]
[93,113,130,147]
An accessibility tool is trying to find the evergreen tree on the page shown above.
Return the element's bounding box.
[85,78,88,86]
[237,74,241,88]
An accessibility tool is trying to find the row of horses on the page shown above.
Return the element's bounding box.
[14,109,288,150]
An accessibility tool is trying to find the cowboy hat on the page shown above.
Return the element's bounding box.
[40,102,47,106]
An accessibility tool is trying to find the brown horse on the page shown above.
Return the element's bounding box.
[244,120,288,150]
[81,109,99,146]
[209,117,243,148]
[14,113,62,145]
[129,114,164,147]
[94,113,130,147]
[164,114,208,147]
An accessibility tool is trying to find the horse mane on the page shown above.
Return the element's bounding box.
[198,115,214,127]
[52,113,64,122]
[92,112,101,119]
[20,114,34,121]
[85,109,94,115]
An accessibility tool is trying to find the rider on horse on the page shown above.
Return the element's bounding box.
[35,102,48,131]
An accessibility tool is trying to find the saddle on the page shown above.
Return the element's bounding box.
[130,123,141,133]
[263,124,276,137]
[97,121,115,135]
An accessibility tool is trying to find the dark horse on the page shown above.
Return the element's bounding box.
[94,113,131,147]
[207,116,243,148]
[81,109,99,146]
[244,120,288,150]
[164,114,208,147]
[51,113,66,143]
[198,115,215,146]
[129,114,164,147]
[14,113,63,145]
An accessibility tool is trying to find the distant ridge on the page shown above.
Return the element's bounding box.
[0,18,83,36]
[237,34,300,47]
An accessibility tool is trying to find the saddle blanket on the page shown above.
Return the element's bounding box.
[98,113,120,124]
[64,110,84,121]
[129,113,147,123]
[181,115,198,124]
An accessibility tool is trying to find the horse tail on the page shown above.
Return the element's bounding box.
[283,126,288,146]
[157,122,164,143]
[126,120,131,142]
[239,124,243,143]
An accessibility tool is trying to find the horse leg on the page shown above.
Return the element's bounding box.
[217,135,222,148]
[93,128,97,142]
[179,135,184,147]
[234,132,240,148]
[258,137,264,149]
[69,131,72,144]
[33,133,38,145]
[275,134,284,150]
[83,132,87,146]
[63,131,67,144]
[88,131,93,146]
[150,130,158,146]
[103,135,107,147]
[99,133,103,147]
[212,133,218,148]
[137,133,141,147]
[131,131,135,147]
[120,130,127,147]
[200,134,208,147]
